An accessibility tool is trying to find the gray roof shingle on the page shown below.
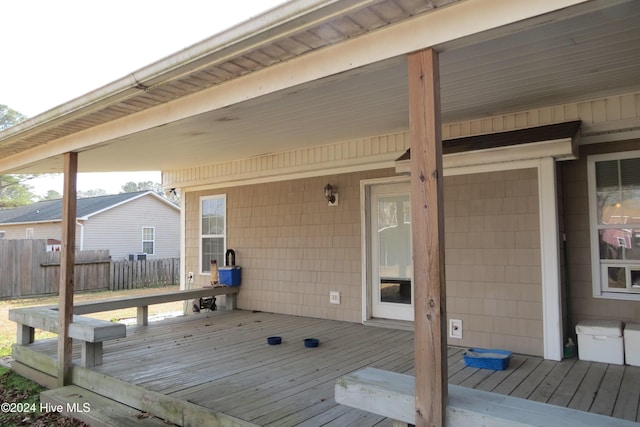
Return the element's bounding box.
[0,191,154,224]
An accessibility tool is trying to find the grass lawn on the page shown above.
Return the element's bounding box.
[0,285,184,357]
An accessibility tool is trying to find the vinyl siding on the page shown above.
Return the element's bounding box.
[445,168,542,356]
[0,222,67,242]
[0,195,179,260]
[82,195,179,260]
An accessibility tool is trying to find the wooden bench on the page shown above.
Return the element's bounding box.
[335,367,639,427]
[69,286,240,325]
[9,287,238,369]
[9,307,126,368]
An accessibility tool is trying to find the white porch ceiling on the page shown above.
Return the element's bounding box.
[1,0,639,174]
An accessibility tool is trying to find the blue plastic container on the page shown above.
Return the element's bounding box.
[304,338,319,348]
[463,348,512,370]
[267,336,282,345]
[219,266,241,286]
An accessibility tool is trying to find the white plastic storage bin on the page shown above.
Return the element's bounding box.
[624,323,640,366]
[576,320,623,365]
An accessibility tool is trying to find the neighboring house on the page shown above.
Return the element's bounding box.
[0,0,639,366]
[0,191,179,260]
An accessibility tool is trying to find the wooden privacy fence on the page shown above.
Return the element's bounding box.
[0,239,180,298]
[110,258,180,290]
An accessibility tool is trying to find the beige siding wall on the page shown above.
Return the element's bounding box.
[186,167,543,355]
[83,196,180,260]
[187,169,393,322]
[562,138,640,326]
[445,168,542,356]
[0,196,179,259]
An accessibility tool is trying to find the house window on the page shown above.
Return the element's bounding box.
[25,228,34,239]
[142,227,155,255]
[200,195,226,273]
[0,231,5,239]
[588,151,640,299]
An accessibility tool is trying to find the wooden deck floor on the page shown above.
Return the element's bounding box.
[27,310,640,425]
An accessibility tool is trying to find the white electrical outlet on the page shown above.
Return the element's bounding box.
[329,291,340,304]
[449,319,463,339]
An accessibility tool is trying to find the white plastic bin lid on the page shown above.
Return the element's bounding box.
[576,320,622,337]
[625,323,640,332]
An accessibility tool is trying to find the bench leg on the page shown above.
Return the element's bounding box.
[16,324,35,345]
[137,306,148,326]
[225,294,237,310]
[81,342,102,367]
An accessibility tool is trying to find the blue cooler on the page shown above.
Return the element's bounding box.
[219,266,241,286]
[219,249,241,286]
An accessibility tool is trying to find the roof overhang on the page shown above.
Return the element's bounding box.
[0,0,637,175]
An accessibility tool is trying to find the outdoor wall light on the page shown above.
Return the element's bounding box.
[324,184,335,203]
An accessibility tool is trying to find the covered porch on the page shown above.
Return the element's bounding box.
[1,1,640,425]
[15,309,640,426]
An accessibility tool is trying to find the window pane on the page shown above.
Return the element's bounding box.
[620,158,640,187]
[596,159,640,225]
[632,270,640,290]
[596,160,619,188]
[202,198,225,235]
[606,266,626,289]
[142,228,154,240]
[599,229,640,260]
[596,161,620,225]
[621,158,640,224]
[142,242,154,254]
[202,237,224,272]
[619,191,640,225]
[378,195,411,280]
[597,190,622,225]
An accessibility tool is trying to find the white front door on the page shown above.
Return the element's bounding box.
[370,182,413,321]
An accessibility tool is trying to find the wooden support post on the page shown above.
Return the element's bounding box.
[225,293,237,310]
[80,342,102,368]
[17,324,34,345]
[408,48,447,426]
[57,152,78,387]
[137,306,149,326]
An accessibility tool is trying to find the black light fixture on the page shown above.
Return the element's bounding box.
[324,183,335,203]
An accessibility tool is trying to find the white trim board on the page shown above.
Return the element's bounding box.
[395,137,575,175]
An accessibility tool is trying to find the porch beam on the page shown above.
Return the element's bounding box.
[408,48,446,426]
[57,152,77,386]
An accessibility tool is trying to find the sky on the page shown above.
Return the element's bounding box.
[2,0,285,196]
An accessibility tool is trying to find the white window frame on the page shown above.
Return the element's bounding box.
[199,194,227,275]
[142,227,155,255]
[25,228,34,239]
[588,150,640,300]
[0,231,5,239]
